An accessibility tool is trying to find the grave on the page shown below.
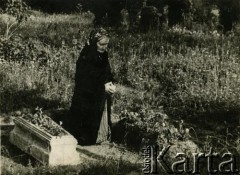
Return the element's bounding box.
[9,117,81,166]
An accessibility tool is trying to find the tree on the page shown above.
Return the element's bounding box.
[217,0,240,32]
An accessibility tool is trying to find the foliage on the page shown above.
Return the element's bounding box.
[1,0,30,40]
[0,36,80,64]
[0,11,240,159]
[1,14,240,118]
[183,3,220,31]
[4,0,29,23]
[1,10,240,175]
[217,0,240,31]
[118,107,191,147]
[1,155,141,175]
[15,107,67,136]
[110,29,240,118]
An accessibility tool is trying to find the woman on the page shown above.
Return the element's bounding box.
[68,28,116,145]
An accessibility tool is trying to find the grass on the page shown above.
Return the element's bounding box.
[1,155,142,175]
[1,133,142,175]
[110,30,240,121]
[1,10,240,174]
[0,11,240,128]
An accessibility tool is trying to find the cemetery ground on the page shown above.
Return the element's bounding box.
[1,10,240,174]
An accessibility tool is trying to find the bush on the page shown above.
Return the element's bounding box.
[0,0,30,40]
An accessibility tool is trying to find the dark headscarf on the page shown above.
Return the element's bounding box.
[79,28,109,63]
[87,27,110,46]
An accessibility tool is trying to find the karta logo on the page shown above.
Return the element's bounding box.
[142,145,239,174]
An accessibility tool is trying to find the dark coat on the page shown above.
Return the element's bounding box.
[68,44,114,145]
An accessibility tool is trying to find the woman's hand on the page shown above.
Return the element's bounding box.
[105,82,116,94]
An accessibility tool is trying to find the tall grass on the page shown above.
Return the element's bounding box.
[109,30,240,120]
[1,12,240,122]
[1,155,141,175]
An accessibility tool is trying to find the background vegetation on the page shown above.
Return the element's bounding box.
[1,0,240,174]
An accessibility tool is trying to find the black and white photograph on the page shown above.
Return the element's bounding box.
[0,0,240,174]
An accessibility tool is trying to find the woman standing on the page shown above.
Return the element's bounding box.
[67,28,116,145]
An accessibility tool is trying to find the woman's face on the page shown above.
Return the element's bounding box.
[96,37,109,53]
